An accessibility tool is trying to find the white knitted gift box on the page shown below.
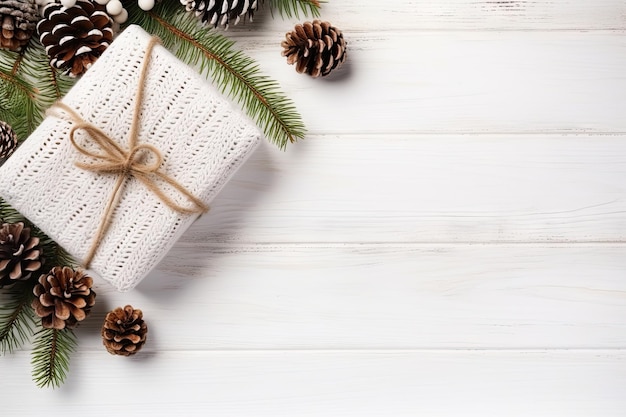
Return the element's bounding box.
[0,25,262,291]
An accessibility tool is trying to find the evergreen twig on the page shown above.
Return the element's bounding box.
[31,327,77,388]
[0,41,75,142]
[0,282,37,354]
[126,1,306,149]
[0,48,40,141]
[269,0,321,18]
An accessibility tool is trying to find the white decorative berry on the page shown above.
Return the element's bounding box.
[106,0,123,15]
[113,8,128,24]
[138,0,155,11]
[60,0,77,7]
[94,0,109,4]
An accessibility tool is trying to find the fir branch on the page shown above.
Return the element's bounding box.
[0,48,41,140]
[0,41,75,142]
[126,2,306,149]
[0,282,37,354]
[31,327,77,388]
[269,0,321,18]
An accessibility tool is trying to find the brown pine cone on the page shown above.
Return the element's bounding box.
[102,305,147,356]
[37,0,113,77]
[0,222,44,287]
[0,120,18,159]
[281,20,347,78]
[32,266,96,330]
[0,0,39,51]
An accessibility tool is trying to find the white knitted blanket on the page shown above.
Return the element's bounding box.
[0,25,262,291]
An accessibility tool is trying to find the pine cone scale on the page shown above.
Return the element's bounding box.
[55,299,71,320]
[8,261,20,279]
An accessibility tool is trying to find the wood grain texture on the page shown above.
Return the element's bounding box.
[234,32,626,135]
[295,0,626,30]
[230,0,626,31]
[178,135,626,244]
[5,351,626,416]
[57,245,626,350]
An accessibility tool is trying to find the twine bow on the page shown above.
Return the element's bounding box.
[46,37,209,268]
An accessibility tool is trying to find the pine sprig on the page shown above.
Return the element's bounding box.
[126,1,306,149]
[0,41,75,142]
[0,282,37,354]
[20,39,76,108]
[269,0,321,18]
[0,49,40,141]
[31,327,77,388]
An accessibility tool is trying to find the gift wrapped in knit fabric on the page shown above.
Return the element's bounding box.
[0,25,262,291]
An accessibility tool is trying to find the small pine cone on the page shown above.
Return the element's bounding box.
[37,0,113,77]
[32,266,96,329]
[102,305,147,356]
[281,20,347,78]
[180,0,260,28]
[0,120,18,159]
[0,0,39,51]
[0,222,44,287]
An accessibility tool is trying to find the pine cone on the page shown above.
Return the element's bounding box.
[0,120,17,159]
[32,266,96,329]
[180,0,260,28]
[102,305,147,356]
[0,222,44,287]
[0,0,39,51]
[281,20,347,78]
[37,0,113,77]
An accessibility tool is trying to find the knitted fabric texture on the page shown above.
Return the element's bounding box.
[0,25,262,291]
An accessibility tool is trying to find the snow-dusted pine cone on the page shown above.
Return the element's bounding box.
[32,266,96,329]
[0,222,44,287]
[37,0,114,76]
[0,120,18,159]
[180,0,259,28]
[0,0,39,51]
[281,20,347,78]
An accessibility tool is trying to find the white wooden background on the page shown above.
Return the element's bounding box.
[4,1,626,415]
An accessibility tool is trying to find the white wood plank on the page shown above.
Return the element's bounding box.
[64,245,626,350]
[4,350,626,416]
[238,0,626,31]
[176,135,626,244]
[231,32,626,135]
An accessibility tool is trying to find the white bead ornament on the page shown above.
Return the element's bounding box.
[138,0,155,11]
[60,0,77,7]
[106,0,123,15]
[95,0,109,5]
[113,8,128,24]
